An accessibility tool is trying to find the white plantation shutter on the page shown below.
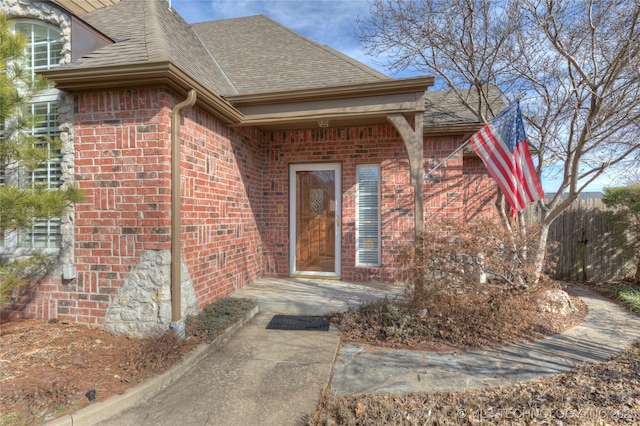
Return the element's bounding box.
[356,165,380,266]
[2,21,64,251]
[18,102,62,249]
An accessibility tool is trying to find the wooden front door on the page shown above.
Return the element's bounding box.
[290,163,341,278]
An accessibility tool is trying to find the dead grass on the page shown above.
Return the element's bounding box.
[0,319,188,425]
[307,340,640,425]
[328,281,586,350]
[304,281,640,425]
[0,297,255,425]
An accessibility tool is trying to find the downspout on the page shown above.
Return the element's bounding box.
[170,89,197,337]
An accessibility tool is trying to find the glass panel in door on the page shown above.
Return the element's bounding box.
[290,164,341,277]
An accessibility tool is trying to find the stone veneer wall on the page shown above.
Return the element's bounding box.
[103,250,198,337]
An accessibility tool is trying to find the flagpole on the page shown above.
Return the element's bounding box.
[424,139,471,179]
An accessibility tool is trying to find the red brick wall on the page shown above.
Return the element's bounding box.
[178,109,263,303]
[2,88,266,324]
[424,137,496,221]
[2,93,496,325]
[69,89,266,321]
[2,89,174,323]
[71,89,174,324]
[260,126,496,282]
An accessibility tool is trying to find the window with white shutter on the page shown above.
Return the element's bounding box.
[1,21,63,251]
[356,164,381,266]
[18,101,62,249]
[15,22,62,81]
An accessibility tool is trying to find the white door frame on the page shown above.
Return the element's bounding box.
[289,163,342,278]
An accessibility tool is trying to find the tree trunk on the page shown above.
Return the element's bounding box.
[533,222,551,284]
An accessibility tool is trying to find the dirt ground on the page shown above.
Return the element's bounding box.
[329,282,587,350]
[0,319,199,425]
[0,282,625,425]
[307,339,640,425]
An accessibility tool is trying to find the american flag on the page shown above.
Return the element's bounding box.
[469,101,544,216]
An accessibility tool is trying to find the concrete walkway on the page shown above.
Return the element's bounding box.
[85,278,401,426]
[331,285,640,395]
[48,279,640,426]
[229,277,404,314]
[94,313,339,426]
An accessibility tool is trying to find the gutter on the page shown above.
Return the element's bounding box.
[41,62,243,125]
[225,76,435,106]
[170,89,197,337]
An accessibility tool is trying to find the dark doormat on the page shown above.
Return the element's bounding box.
[266,314,331,331]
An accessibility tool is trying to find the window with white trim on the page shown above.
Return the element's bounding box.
[356,164,381,266]
[14,22,62,81]
[1,21,63,251]
[18,100,62,249]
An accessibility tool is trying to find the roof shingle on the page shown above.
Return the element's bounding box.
[78,0,236,95]
[423,87,504,127]
[192,15,389,95]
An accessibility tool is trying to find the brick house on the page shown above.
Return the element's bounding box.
[1,0,497,335]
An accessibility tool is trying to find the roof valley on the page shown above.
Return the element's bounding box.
[189,24,239,95]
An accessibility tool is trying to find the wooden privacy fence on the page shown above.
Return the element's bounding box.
[528,198,634,282]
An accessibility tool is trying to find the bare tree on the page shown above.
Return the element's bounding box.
[621,166,640,186]
[359,0,640,281]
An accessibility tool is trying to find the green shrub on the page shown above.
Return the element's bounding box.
[603,284,640,313]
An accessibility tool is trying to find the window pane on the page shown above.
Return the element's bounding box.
[50,42,62,65]
[14,22,61,72]
[32,44,49,68]
[20,218,61,248]
[15,23,30,38]
[17,101,63,248]
[356,165,381,266]
[33,25,48,43]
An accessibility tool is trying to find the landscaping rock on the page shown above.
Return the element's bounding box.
[538,289,578,316]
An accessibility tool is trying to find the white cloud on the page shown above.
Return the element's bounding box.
[170,0,393,75]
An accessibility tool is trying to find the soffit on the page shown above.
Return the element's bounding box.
[192,15,390,95]
[49,0,124,16]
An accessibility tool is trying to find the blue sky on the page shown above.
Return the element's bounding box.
[168,0,612,193]
[169,0,401,77]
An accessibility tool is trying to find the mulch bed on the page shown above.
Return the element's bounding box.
[0,319,199,424]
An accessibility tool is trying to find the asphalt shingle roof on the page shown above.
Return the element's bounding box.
[192,15,390,95]
[78,0,236,96]
[52,1,501,129]
[423,87,504,126]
